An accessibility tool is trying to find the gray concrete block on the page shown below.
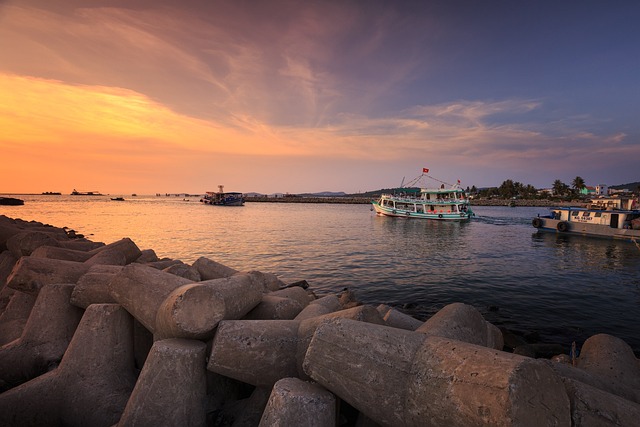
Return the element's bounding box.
[259,377,336,427]
[117,338,207,427]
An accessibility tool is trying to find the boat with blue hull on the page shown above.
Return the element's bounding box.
[200,185,245,206]
[532,196,640,241]
[372,170,474,220]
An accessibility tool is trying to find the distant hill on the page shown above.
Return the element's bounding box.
[610,181,640,191]
[299,191,347,197]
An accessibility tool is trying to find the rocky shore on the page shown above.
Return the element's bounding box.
[1,214,638,426]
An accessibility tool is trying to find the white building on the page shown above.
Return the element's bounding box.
[595,184,608,196]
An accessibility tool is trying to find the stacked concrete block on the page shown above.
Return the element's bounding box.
[208,305,385,387]
[376,303,423,331]
[295,294,341,320]
[118,338,207,426]
[0,284,82,390]
[304,318,571,426]
[6,257,90,296]
[416,302,504,350]
[155,274,263,340]
[69,264,123,308]
[259,378,336,427]
[0,304,137,426]
[193,256,239,279]
[0,290,36,345]
[1,214,639,426]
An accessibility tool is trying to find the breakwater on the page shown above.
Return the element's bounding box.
[1,214,639,426]
[246,196,585,207]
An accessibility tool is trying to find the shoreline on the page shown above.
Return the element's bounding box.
[245,196,586,207]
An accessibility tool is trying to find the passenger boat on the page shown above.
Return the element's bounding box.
[371,170,474,220]
[200,185,245,206]
[532,196,640,241]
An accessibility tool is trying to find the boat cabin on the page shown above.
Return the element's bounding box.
[551,208,640,230]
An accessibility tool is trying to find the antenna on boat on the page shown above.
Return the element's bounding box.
[400,177,405,188]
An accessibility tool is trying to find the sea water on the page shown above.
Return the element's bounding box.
[2,194,639,355]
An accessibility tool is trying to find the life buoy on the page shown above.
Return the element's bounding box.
[557,221,569,232]
[532,218,542,228]
[438,214,443,219]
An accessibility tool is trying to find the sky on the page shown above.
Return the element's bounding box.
[1,0,639,195]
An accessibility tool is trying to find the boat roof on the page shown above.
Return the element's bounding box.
[552,206,640,214]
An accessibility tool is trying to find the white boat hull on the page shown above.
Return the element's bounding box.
[532,217,640,241]
[372,201,472,220]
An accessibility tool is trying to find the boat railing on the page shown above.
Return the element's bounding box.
[382,194,468,204]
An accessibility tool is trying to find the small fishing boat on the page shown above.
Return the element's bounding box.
[371,169,474,220]
[532,195,640,241]
[200,185,245,206]
[111,197,125,201]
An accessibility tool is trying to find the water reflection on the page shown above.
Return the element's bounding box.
[532,231,639,271]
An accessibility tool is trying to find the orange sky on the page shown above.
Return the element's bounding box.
[1,1,638,194]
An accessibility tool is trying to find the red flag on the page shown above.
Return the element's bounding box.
[422,168,429,173]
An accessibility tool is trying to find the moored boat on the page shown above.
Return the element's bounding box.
[71,189,103,196]
[532,195,640,241]
[371,170,474,220]
[200,185,244,206]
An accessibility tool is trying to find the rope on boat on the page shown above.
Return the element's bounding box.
[402,173,458,189]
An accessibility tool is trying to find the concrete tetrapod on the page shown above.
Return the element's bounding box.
[154,274,263,340]
[259,377,336,427]
[117,338,207,427]
[192,256,239,279]
[208,305,384,387]
[31,245,94,262]
[70,264,123,308]
[377,304,424,331]
[0,290,36,346]
[303,318,571,427]
[0,284,83,390]
[0,304,137,426]
[560,377,640,426]
[108,263,193,334]
[84,237,141,266]
[6,256,90,296]
[416,302,504,350]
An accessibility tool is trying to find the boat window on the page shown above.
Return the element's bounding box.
[581,212,590,217]
[571,211,579,217]
[594,212,602,217]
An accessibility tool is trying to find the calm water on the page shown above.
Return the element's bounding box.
[2,194,639,355]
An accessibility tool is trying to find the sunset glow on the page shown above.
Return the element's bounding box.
[1,1,638,194]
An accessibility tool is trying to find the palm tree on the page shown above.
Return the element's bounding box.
[572,176,586,195]
[552,179,569,197]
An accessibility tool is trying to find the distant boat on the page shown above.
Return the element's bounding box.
[200,185,245,206]
[131,193,137,197]
[41,191,61,195]
[71,189,103,196]
[371,170,474,220]
[532,195,640,241]
[111,197,125,201]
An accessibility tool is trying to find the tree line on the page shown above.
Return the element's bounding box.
[470,176,594,200]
